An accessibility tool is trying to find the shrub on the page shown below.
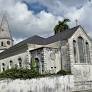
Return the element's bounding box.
[0,68,72,79]
[57,70,71,75]
[0,68,39,79]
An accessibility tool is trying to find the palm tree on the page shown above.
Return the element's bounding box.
[54,18,70,34]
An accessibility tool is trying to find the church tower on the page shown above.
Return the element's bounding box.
[0,14,13,53]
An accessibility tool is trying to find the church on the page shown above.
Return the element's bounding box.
[0,15,92,82]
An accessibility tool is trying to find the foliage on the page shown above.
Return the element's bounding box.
[54,18,70,34]
[31,58,39,73]
[57,70,71,75]
[0,68,72,79]
[0,68,39,79]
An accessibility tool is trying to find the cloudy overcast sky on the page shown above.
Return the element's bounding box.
[0,0,92,44]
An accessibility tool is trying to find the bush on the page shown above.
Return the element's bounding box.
[0,68,72,79]
[0,68,39,79]
[57,70,71,75]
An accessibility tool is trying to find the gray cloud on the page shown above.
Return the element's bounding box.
[0,0,92,44]
[0,0,62,44]
[60,0,87,6]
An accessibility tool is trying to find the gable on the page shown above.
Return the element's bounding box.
[69,26,91,44]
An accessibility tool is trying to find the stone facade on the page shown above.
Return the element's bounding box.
[68,27,92,91]
[0,18,92,91]
[0,26,92,75]
[30,47,61,74]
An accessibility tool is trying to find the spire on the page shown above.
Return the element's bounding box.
[0,14,12,40]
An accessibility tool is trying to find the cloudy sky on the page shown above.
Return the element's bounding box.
[0,0,92,44]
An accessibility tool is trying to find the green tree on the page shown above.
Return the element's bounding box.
[54,18,70,34]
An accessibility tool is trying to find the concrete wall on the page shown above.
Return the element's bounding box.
[0,75,74,92]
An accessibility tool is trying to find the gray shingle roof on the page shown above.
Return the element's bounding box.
[13,25,80,46]
[45,25,80,44]
[0,25,80,59]
[19,35,46,45]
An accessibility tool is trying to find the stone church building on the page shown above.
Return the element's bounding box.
[0,15,92,83]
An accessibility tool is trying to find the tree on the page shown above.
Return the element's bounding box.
[54,18,70,34]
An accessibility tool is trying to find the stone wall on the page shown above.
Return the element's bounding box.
[72,64,92,91]
[0,52,29,72]
[68,26,92,92]
[43,48,61,74]
[60,41,71,71]
[0,75,74,92]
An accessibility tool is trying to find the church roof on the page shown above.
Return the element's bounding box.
[0,25,80,50]
[46,25,80,44]
[0,25,80,59]
[19,35,46,45]
[17,25,80,45]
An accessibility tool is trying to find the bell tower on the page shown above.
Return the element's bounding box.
[0,14,13,53]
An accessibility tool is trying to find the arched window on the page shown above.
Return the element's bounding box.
[31,58,39,70]
[35,58,39,72]
[7,41,10,45]
[2,28,4,31]
[86,42,90,63]
[18,58,22,68]
[2,63,5,66]
[73,40,77,63]
[10,60,13,68]
[1,42,3,46]
[2,63,5,71]
[41,61,44,72]
[78,37,85,63]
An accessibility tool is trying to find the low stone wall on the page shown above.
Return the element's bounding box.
[72,64,92,91]
[0,75,74,92]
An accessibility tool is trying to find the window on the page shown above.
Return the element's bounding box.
[7,41,10,45]
[10,60,13,68]
[2,63,5,71]
[73,40,77,63]
[2,28,4,31]
[1,42,3,46]
[35,58,39,72]
[41,61,44,72]
[18,58,22,68]
[86,42,90,63]
[51,67,53,69]
[78,37,85,63]
[2,67,5,71]
[2,63,5,66]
